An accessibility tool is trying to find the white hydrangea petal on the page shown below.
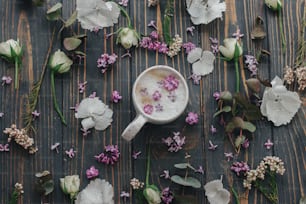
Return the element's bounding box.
[187,47,202,63]
[94,108,113,131]
[271,76,284,87]
[187,1,204,18]
[75,98,106,118]
[204,179,223,198]
[279,92,301,114]
[192,51,215,76]
[81,117,95,130]
[207,189,230,204]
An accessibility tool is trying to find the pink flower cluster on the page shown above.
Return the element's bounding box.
[245,55,258,76]
[0,144,9,152]
[139,31,169,54]
[185,112,199,125]
[95,144,120,165]
[163,75,179,91]
[182,42,196,54]
[209,37,219,54]
[162,132,186,152]
[97,53,118,74]
[86,166,99,179]
[111,90,122,103]
[231,161,250,176]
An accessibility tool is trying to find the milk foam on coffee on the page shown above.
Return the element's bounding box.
[134,68,187,121]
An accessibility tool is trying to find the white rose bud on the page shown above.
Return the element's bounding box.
[264,0,282,11]
[49,49,73,74]
[0,39,22,59]
[143,185,161,204]
[219,38,243,61]
[60,175,80,200]
[117,27,139,49]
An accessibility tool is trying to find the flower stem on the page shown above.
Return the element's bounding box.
[278,9,286,52]
[14,58,19,89]
[231,187,240,204]
[234,59,240,92]
[51,71,67,125]
[145,144,151,187]
[118,5,131,27]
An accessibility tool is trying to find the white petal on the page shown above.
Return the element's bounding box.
[93,107,113,131]
[187,47,202,63]
[81,117,95,130]
[192,51,215,76]
[204,179,223,198]
[271,76,284,87]
[207,189,230,204]
[187,1,204,18]
[219,38,237,59]
[75,98,106,118]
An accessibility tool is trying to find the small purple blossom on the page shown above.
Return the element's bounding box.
[160,170,170,179]
[51,143,60,153]
[232,28,244,40]
[167,92,177,102]
[81,128,91,137]
[111,90,122,103]
[231,161,250,176]
[152,90,162,101]
[132,151,141,159]
[242,138,250,149]
[86,166,99,179]
[118,0,128,6]
[244,55,258,76]
[161,187,174,204]
[31,110,40,118]
[209,37,219,44]
[148,20,157,30]
[208,140,218,151]
[186,26,195,36]
[78,81,87,93]
[89,92,97,98]
[162,132,186,152]
[185,112,199,125]
[0,144,9,152]
[95,145,120,165]
[213,92,220,100]
[163,75,179,91]
[158,42,169,54]
[143,104,154,115]
[97,53,118,73]
[210,125,217,134]
[150,31,159,39]
[224,152,234,161]
[0,112,4,118]
[194,166,204,174]
[120,191,130,199]
[183,42,196,54]
[65,148,76,159]
[188,73,201,85]
[140,88,148,96]
[264,139,274,150]
[2,76,12,85]
[155,104,163,112]
[139,37,152,49]
[211,44,219,54]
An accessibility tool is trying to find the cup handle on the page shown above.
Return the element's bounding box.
[122,114,147,141]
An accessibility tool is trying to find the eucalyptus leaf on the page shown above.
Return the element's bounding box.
[35,170,51,178]
[64,11,77,27]
[174,163,188,169]
[225,117,256,133]
[46,3,62,21]
[171,175,201,188]
[42,180,54,196]
[73,34,87,39]
[234,93,262,121]
[63,37,82,51]
[74,51,86,56]
[234,135,246,148]
[213,106,231,117]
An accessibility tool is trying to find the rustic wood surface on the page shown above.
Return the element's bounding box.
[0,0,305,203]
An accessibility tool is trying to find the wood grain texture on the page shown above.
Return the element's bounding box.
[0,0,305,203]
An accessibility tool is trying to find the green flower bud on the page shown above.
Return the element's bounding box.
[220,91,233,101]
[49,50,73,74]
[117,27,139,49]
[264,0,282,11]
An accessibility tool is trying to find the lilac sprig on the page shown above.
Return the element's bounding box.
[95,145,120,165]
[231,161,250,176]
[97,53,118,74]
[244,55,258,76]
[162,132,185,152]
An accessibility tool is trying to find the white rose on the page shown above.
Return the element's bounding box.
[60,175,80,199]
[0,39,22,59]
[219,38,243,60]
[49,50,73,73]
[117,27,139,49]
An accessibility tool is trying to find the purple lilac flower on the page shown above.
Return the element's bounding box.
[231,161,250,176]
[81,128,91,137]
[111,90,122,103]
[118,0,128,6]
[139,37,152,49]
[210,125,217,134]
[186,26,195,36]
[31,110,40,119]
[51,143,60,153]
[167,92,177,102]
[78,81,87,93]
[264,139,274,150]
[232,28,244,40]
[161,187,174,204]
[65,148,76,159]
[242,138,250,149]
[120,191,130,200]
[160,170,170,179]
[188,73,201,85]
[140,88,148,96]
[209,37,219,54]
[86,166,99,179]
[0,112,4,118]
[158,42,169,54]
[97,53,118,73]
[162,132,186,152]
[185,112,199,125]
[211,44,219,54]
[224,152,234,161]
[143,104,154,115]
[194,166,204,174]
[150,31,159,39]
[148,20,157,30]
[183,42,196,54]
[2,76,12,85]
[95,145,120,165]
[208,140,218,150]
[132,151,141,159]
[155,104,163,112]
[0,144,9,152]
[163,75,179,91]
[209,37,219,44]
[152,90,162,101]
[213,92,220,100]
[244,55,258,76]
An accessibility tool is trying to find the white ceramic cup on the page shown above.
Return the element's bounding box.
[122,65,189,141]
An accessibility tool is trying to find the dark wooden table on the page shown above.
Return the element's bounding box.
[0,0,305,203]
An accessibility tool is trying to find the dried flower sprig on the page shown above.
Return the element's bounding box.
[9,182,24,204]
[3,124,38,154]
[243,156,285,204]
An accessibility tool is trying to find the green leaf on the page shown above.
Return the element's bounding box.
[46,3,62,21]
[74,51,86,56]
[63,37,82,51]
[225,117,256,133]
[234,93,262,121]
[42,180,54,196]
[64,11,77,27]
[213,106,232,117]
[235,135,246,148]
[174,163,188,169]
[300,196,306,204]
[73,34,87,39]
[243,121,256,132]
[171,175,201,188]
